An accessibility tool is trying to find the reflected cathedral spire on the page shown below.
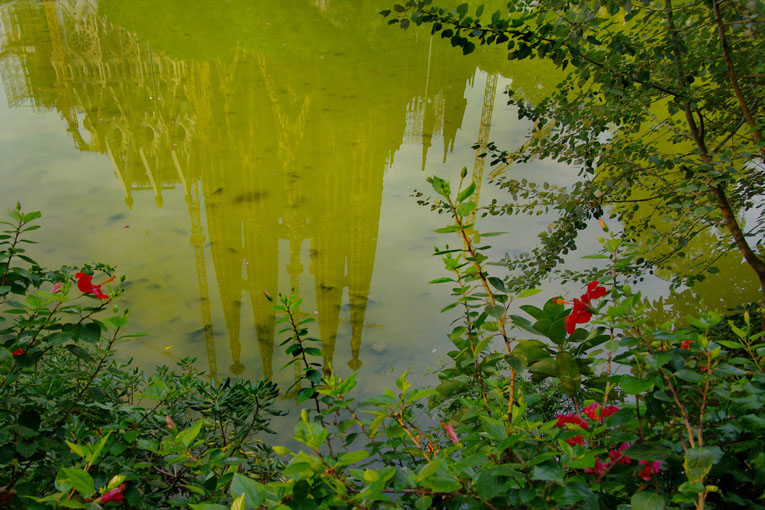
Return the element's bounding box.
[0,0,495,380]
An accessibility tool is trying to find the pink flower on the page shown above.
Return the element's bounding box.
[74,272,114,300]
[638,460,662,481]
[566,434,585,446]
[441,421,459,445]
[555,413,589,430]
[97,483,125,504]
[584,457,611,476]
[51,282,62,294]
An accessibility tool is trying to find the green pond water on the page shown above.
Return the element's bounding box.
[0,0,759,398]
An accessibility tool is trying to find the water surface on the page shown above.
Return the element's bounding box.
[1,0,756,397]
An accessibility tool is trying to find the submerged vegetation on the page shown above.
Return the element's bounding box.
[1,0,764,508]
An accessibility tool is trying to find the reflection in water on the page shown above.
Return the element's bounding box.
[0,0,507,381]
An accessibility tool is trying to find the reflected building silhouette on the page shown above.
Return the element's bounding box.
[0,0,493,380]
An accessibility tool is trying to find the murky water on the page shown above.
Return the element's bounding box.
[1,0,757,398]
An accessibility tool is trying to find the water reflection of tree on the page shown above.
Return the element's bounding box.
[0,0,508,381]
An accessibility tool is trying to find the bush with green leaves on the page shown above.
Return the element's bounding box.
[382,0,765,319]
[224,175,765,510]
[0,205,285,509]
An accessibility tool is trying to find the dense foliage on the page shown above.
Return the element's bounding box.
[2,6,764,508]
[383,0,765,310]
[4,176,764,509]
[0,205,285,508]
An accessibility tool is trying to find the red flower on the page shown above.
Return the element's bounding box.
[74,272,115,300]
[584,457,610,475]
[12,348,24,356]
[583,403,600,421]
[97,483,125,504]
[584,281,607,301]
[638,460,661,481]
[563,282,606,334]
[565,298,593,334]
[680,340,694,350]
[583,402,620,422]
[566,434,585,446]
[555,413,589,430]
[608,442,632,465]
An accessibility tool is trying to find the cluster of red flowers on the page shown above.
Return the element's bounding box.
[74,272,114,300]
[557,281,607,334]
[555,402,618,446]
[555,404,662,481]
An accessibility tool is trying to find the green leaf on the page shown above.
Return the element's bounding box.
[65,344,93,362]
[338,450,370,466]
[517,288,542,298]
[430,176,451,198]
[619,375,654,394]
[487,277,506,292]
[486,304,504,319]
[230,473,264,507]
[76,322,101,343]
[88,431,112,465]
[418,458,445,482]
[623,443,671,461]
[297,387,315,403]
[684,448,715,483]
[190,505,228,510]
[457,182,476,202]
[631,491,665,510]
[674,369,704,383]
[231,495,246,510]
[66,441,87,459]
[456,200,476,216]
[303,347,322,357]
[480,415,507,441]
[531,461,564,484]
[420,473,461,492]
[176,420,204,447]
[55,468,95,498]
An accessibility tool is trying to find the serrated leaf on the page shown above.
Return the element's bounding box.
[684,448,715,483]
